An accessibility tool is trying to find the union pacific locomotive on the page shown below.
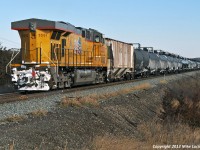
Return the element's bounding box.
[9,18,200,91]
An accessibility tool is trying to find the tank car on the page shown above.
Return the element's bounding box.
[197,62,200,69]
[165,54,175,73]
[169,54,180,72]
[190,60,197,69]
[172,56,179,72]
[181,58,189,70]
[157,50,169,74]
[177,56,183,72]
[145,48,161,74]
[133,44,149,77]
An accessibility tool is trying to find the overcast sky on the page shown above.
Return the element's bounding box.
[0,0,199,58]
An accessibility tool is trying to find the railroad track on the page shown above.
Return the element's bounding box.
[0,80,136,104]
[0,92,23,103]
[0,71,198,104]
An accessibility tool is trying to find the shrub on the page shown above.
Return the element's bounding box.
[162,73,200,126]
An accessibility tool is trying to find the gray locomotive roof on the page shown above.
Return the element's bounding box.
[11,18,81,34]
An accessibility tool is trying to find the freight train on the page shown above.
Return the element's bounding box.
[9,18,200,91]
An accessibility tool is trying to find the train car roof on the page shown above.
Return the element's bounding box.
[105,38,133,45]
[11,18,81,34]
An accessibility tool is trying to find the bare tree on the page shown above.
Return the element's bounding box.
[0,43,7,51]
[0,43,3,50]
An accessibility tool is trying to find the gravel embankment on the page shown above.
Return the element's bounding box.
[0,84,16,94]
[0,71,199,149]
[0,71,198,122]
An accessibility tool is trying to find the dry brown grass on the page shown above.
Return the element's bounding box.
[131,83,151,91]
[93,135,140,150]
[120,83,152,95]
[163,74,200,125]
[93,119,200,150]
[160,79,168,84]
[170,98,180,110]
[137,120,200,147]
[98,92,119,99]
[19,95,28,100]
[60,83,152,108]
[60,98,82,107]
[29,109,48,117]
[8,141,14,150]
[60,95,99,108]
[6,115,25,122]
[60,90,134,108]
[80,95,99,107]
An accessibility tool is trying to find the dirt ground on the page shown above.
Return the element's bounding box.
[0,84,165,150]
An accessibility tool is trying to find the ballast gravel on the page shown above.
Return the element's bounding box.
[0,71,198,122]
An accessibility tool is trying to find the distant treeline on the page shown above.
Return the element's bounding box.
[0,44,20,85]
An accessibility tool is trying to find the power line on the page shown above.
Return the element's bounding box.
[0,37,20,45]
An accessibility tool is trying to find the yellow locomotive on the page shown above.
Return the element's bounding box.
[11,18,108,90]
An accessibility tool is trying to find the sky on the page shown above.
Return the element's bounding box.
[0,0,199,58]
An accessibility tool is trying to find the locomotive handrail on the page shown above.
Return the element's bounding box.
[40,44,58,71]
[53,47,59,74]
[6,49,20,73]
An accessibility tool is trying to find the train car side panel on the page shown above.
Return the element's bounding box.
[105,38,134,80]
